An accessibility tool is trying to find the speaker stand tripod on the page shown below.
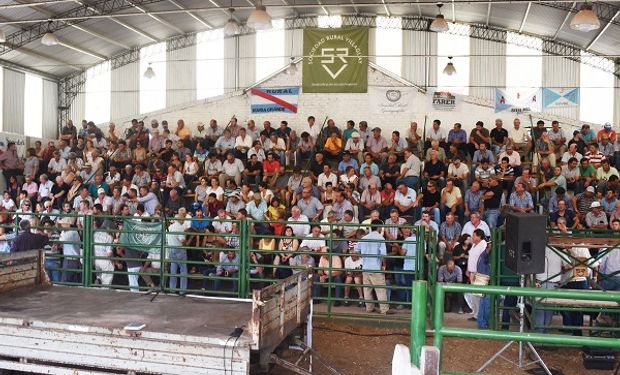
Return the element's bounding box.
[476,275,552,375]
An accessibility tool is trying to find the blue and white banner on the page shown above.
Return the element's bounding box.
[543,88,579,109]
[495,88,542,114]
[250,86,299,114]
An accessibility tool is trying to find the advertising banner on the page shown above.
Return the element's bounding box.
[428,90,463,112]
[250,87,299,114]
[369,87,416,114]
[543,87,579,109]
[495,88,542,114]
[302,27,368,93]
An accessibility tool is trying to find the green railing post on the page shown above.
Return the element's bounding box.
[238,219,248,298]
[82,214,92,287]
[489,228,498,330]
[160,218,167,292]
[433,282,445,367]
[410,280,427,367]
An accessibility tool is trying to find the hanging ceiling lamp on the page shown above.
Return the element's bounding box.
[569,3,600,32]
[286,57,298,75]
[443,56,456,76]
[247,4,272,30]
[224,8,242,36]
[0,29,6,43]
[41,22,59,46]
[430,3,449,33]
[143,63,155,79]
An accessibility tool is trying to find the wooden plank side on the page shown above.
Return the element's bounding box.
[0,325,249,364]
[0,341,249,375]
[0,269,38,284]
[0,249,40,262]
[0,278,35,292]
[0,263,35,276]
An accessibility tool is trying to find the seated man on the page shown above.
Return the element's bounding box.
[314,247,343,305]
[323,131,343,160]
[438,259,465,313]
[585,201,608,229]
[211,250,239,292]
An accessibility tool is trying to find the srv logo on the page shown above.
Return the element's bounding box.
[320,47,349,79]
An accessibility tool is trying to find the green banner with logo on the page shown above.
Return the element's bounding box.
[302,27,368,93]
[119,219,163,254]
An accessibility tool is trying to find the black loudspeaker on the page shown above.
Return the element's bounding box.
[505,213,546,275]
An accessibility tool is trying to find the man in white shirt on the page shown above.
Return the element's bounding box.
[167,211,188,293]
[461,212,491,238]
[219,152,244,186]
[287,206,310,237]
[394,182,417,217]
[38,174,55,202]
[399,148,421,190]
[299,225,327,252]
[94,188,114,213]
[535,245,566,332]
[508,118,531,156]
[465,229,488,320]
[317,164,338,192]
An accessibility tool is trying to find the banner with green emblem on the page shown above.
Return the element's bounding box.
[118,219,163,254]
[302,27,368,93]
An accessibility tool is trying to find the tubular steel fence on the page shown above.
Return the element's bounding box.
[3,212,435,320]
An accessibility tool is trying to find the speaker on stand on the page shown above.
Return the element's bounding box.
[477,213,552,375]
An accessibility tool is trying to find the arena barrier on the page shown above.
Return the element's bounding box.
[3,212,436,321]
[408,281,620,372]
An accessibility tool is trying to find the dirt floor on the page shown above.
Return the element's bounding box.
[270,310,617,375]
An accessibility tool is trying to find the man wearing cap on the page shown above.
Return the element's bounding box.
[344,131,365,164]
[94,188,114,213]
[572,185,597,224]
[597,122,617,143]
[366,127,388,163]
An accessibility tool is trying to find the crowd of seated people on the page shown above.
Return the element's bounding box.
[1,116,619,316]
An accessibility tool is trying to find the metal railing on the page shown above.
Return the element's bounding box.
[3,212,430,320]
[408,281,620,370]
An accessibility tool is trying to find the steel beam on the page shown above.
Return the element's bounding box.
[110,18,160,42]
[485,2,492,27]
[552,1,576,40]
[168,0,213,29]
[14,0,132,50]
[124,0,186,34]
[586,10,620,51]
[57,41,107,60]
[519,2,531,33]
[0,0,167,57]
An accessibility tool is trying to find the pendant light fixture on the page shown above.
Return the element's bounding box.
[41,22,59,46]
[443,56,456,76]
[569,3,600,32]
[430,3,449,33]
[143,63,155,79]
[224,8,242,36]
[247,3,272,30]
[0,29,6,43]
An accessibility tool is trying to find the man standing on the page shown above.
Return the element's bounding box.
[354,220,395,315]
[465,229,488,321]
[10,220,49,252]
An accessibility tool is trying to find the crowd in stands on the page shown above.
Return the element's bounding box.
[1,116,619,318]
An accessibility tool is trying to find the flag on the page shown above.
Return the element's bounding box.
[250,87,299,114]
[543,88,579,109]
[118,219,163,254]
[495,88,542,114]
